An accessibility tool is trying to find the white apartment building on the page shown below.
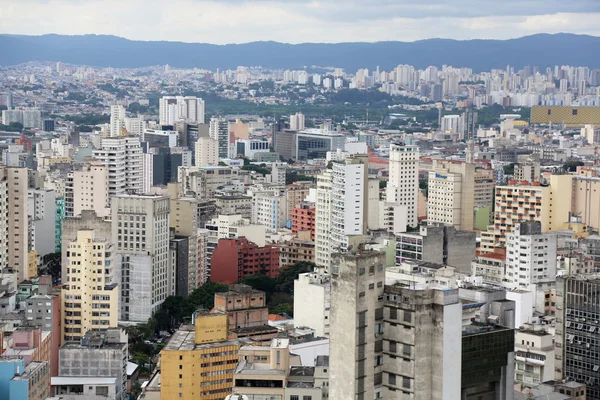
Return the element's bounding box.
[315,156,369,271]
[441,114,464,135]
[110,105,126,137]
[514,325,555,387]
[293,272,331,337]
[124,117,146,137]
[61,229,119,344]
[92,136,143,197]
[270,162,287,185]
[251,190,287,233]
[289,112,306,131]
[194,137,218,166]
[65,162,110,218]
[505,222,557,290]
[27,188,56,257]
[111,194,172,322]
[159,96,205,125]
[387,142,419,228]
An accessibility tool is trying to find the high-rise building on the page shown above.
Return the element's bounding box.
[209,117,230,159]
[252,189,287,232]
[65,162,110,218]
[329,251,386,400]
[6,91,13,110]
[111,194,171,322]
[194,137,218,166]
[441,114,465,135]
[109,105,126,137]
[505,221,557,290]
[427,160,475,231]
[315,156,369,271]
[0,167,30,284]
[555,275,600,399]
[387,142,419,228]
[289,112,306,131]
[124,117,145,137]
[61,229,119,344]
[27,188,56,257]
[92,136,143,197]
[159,96,205,125]
[480,175,572,251]
[22,108,42,129]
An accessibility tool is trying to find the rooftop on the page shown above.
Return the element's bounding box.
[315,356,329,367]
[289,366,315,377]
[164,326,252,351]
[51,376,117,386]
[462,323,512,337]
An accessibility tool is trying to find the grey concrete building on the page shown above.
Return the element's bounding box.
[383,284,462,399]
[330,251,386,400]
[58,328,128,400]
[395,224,476,274]
[215,195,252,219]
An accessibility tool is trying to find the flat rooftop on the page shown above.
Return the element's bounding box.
[462,323,512,336]
[164,326,252,351]
[52,376,117,386]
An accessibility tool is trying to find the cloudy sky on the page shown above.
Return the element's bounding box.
[1,0,600,44]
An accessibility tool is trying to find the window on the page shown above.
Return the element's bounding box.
[402,376,410,389]
[290,396,299,400]
[389,373,396,386]
[403,311,412,323]
[303,397,312,400]
[389,308,397,320]
[573,109,578,116]
[389,341,397,353]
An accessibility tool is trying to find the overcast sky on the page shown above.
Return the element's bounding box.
[1,0,600,44]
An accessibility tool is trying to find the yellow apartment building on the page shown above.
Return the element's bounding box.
[61,229,118,343]
[160,312,252,400]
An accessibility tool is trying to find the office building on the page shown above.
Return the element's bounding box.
[42,119,55,132]
[289,112,306,131]
[57,329,128,400]
[159,96,205,125]
[295,128,345,160]
[209,117,230,159]
[505,222,557,290]
[555,276,600,399]
[273,130,297,161]
[210,237,279,284]
[387,142,419,228]
[531,106,600,127]
[124,117,145,137]
[143,128,179,148]
[109,105,126,137]
[427,160,475,231]
[160,311,251,400]
[92,136,143,197]
[112,194,171,322]
[235,138,270,160]
[195,137,218,166]
[215,195,252,219]
[61,229,119,344]
[144,147,191,189]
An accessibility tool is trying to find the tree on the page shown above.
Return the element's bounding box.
[270,302,293,316]
[275,261,315,294]
[184,281,229,317]
[40,252,61,283]
[241,275,277,296]
[130,380,142,399]
[563,160,584,172]
[503,163,516,175]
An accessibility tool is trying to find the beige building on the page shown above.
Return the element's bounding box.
[228,119,249,140]
[178,166,242,200]
[68,162,110,218]
[61,229,119,344]
[0,167,30,283]
[480,175,573,251]
[194,137,218,166]
[514,159,541,183]
[427,160,475,231]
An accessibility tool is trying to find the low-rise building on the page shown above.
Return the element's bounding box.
[210,237,280,284]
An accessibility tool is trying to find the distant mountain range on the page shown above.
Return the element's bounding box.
[1,33,599,72]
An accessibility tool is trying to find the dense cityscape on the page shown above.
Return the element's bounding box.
[2,7,600,400]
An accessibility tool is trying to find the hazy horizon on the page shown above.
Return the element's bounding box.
[1,0,599,45]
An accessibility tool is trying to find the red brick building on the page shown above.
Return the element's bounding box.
[291,203,315,240]
[210,237,280,284]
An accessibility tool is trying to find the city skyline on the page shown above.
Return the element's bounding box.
[1,0,599,44]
